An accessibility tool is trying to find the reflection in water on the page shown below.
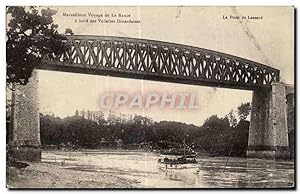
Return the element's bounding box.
[42,151,294,188]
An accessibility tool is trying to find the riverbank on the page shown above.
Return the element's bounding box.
[7,161,140,188]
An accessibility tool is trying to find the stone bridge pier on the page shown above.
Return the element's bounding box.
[9,70,41,161]
[247,83,294,160]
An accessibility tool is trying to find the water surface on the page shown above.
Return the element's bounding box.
[42,150,294,188]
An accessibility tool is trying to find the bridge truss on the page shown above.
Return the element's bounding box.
[41,35,280,90]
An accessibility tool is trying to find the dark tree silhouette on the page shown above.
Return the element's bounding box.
[237,102,251,121]
[40,103,251,157]
[6,6,72,86]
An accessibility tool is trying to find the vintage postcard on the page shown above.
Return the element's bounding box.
[6,6,295,189]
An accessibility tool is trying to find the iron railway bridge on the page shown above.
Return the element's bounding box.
[41,35,280,90]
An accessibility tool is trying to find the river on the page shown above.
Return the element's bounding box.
[42,150,294,188]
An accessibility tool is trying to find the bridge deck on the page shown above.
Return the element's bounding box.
[40,35,280,90]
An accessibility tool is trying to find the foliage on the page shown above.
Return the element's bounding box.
[225,110,238,127]
[237,102,251,121]
[6,6,72,86]
[40,102,250,157]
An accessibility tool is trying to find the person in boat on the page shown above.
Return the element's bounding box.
[164,157,169,163]
[158,157,169,164]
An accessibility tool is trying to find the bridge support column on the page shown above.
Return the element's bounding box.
[247,82,290,159]
[9,70,41,161]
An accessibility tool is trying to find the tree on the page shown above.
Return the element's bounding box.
[6,6,72,86]
[96,111,106,125]
[237,102,251,121]
[40,113,64,145]
[38,107,252,156]
[225,110,238,127]
[203,114,230,131]
[80,109,86,118]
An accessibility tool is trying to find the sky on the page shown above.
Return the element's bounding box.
[39,70,252,126]
[38,6,294,126]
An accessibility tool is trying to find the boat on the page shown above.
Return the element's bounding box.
[157,138,200,170]
[158,155,198,170]
[160,148,196,156]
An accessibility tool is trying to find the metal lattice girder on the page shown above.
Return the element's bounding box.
[41,35,280,90]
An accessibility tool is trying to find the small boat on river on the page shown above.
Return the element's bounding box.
[158,155,198,170]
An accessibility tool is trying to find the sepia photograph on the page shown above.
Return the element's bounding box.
[5,5,295,189]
